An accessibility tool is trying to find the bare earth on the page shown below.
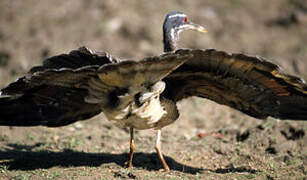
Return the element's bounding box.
[0,0,306,179]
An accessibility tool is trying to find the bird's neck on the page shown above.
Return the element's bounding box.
[163,29,178,52]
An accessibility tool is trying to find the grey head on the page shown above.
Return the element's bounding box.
[163,11,207,52]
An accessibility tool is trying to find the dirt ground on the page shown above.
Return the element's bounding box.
[0,0,306,179]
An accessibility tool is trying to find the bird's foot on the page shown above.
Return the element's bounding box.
[124,161,134,169]
[158,167,170,172]
[159,164,170,172]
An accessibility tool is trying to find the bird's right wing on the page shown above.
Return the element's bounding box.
[163,49,307,120]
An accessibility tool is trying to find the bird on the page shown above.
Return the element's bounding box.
[0,11,307,172]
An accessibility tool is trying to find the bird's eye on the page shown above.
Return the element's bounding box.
[184,17,188,23]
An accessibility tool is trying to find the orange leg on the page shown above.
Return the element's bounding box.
[154,129,170,172]
[128,127,135,168]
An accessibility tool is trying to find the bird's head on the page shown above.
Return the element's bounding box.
[163,11,207,52]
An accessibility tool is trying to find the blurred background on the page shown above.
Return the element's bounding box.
[0,0,306,178]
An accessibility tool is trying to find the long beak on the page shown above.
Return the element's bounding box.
[186,22,207,33]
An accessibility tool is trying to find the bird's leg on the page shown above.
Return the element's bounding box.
[154,129,170,172]
[128,127,135,168]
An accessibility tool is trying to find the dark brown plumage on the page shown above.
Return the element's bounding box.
[0,47,189,127]
[164,49,307,120]
[2,47,306,127]
[0,11,306,171]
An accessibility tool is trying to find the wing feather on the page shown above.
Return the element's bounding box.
[0,48,190,127]
[163,49,307,120]
[29,46,119,73]
[0,47,115,127]
[2,46,117,95]
[85,53,190,105]
[96,54,190,88]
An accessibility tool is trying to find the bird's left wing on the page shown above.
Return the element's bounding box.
[0,49,189,127]
[163,49,307,120]
[0,47,115,127]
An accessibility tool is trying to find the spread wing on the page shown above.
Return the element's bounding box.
[0,47,117,127]
[0,47,189,127]
[163,49,307,120]
[2,46,119,95]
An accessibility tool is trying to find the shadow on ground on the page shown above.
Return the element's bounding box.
[0,143,204,174]
[0,143,263,175]
[209,165,261,174]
